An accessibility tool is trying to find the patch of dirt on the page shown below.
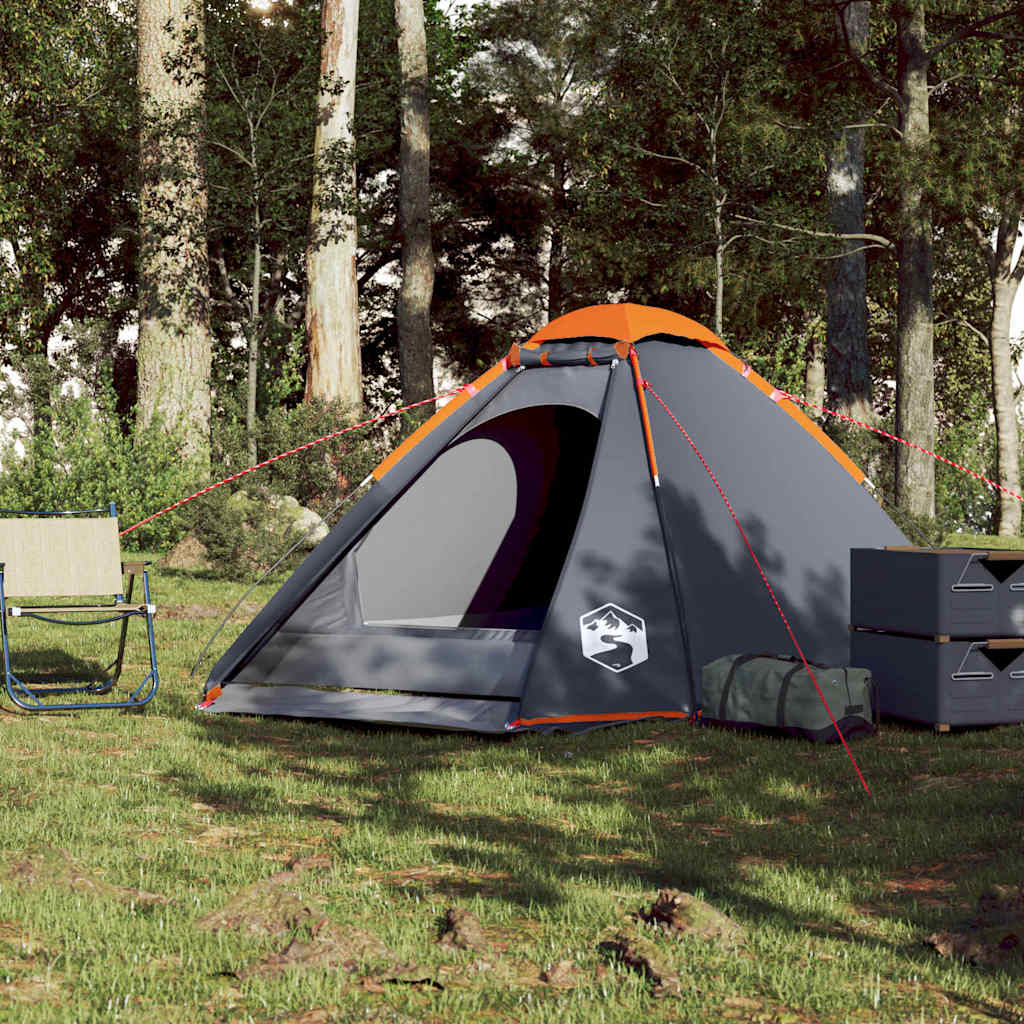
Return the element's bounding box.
[437,907,488,951]
[540,959,582,987]
[597,926,682,997]
[720,995,802,1023]
[0,973,66,1004]
[925,884,1024,968]
[195,857,333,938]
[236,920,393,981]
[189,824,253,847]
[5,847,168,907]
[637,888,747,947]
[881,852,998,908]
[161,602,264,621]
[197,887,325,939]
[160,533,211,571]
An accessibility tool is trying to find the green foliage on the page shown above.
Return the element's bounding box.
[0,0,137,360]
[0,384,198,552]
[193,395,385,572]
[209,395,384,514]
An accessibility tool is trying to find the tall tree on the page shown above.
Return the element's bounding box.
[305,0,361,416]
[836,1,1024,518]
[205,0,322,463]
[394,0,435,408]
[973,209,1024,533]
[468,0,611,322]
[137,0,213,469]
[1,0,137,430]
[826,1,874,424]
[892,1,935,518]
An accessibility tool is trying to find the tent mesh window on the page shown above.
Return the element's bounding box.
[356,405,600,630]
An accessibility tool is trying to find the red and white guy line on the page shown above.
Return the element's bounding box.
[779,391,1024,505]
[119,387,467,538]
[644,379,873,797]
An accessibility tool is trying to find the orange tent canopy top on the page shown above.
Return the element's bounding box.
[525,303,728,351]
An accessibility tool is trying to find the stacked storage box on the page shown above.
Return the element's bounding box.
[850,547,1024,729]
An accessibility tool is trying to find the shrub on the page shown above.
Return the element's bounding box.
[0,385,199,552]
[193,397,387,574]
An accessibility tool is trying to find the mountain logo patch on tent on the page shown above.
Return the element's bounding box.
[579,603,648,673]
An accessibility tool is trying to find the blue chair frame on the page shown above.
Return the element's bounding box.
[0,504,159,711]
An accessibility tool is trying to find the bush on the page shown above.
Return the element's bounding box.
[209,395,384,516]
[0,385,199,552]
[193,397,388,574]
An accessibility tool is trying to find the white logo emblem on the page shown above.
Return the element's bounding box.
[580,603,648,673]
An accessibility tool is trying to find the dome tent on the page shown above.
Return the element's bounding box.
[200,304,906,732]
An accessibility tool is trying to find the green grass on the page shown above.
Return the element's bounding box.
[0,556,1022,1022]
[946,533,1024,550]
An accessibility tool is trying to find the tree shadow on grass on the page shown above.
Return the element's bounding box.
[182,708,1024,988]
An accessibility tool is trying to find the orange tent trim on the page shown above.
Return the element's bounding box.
[510,710,691,727]
[373,304,865,486]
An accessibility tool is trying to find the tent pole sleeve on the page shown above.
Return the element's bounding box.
[628,347,660,486]
[627,349,698,715]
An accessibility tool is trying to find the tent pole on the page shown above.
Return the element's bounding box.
[627,347,698,716]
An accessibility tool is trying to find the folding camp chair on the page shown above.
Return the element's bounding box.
[0,504,158,711]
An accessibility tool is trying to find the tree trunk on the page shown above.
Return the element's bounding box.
[137,0,212,474]
[305,0,361,416]
[395,0,435,409]
[547,155,566,321]
[989,210,1024,536]
[248,229,261,466]
[805,323,826,414]
[894,2,935,518]
[713,193,725,338]
[826,0,873,424]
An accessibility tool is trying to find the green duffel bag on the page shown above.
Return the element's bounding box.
[701,654,876,743]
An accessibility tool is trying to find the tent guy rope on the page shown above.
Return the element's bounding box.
[642,373,873,797]
[118,388,467,537]
[778,390,1024,505]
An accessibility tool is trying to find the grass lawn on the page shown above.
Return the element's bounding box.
[0,559,1022,1023]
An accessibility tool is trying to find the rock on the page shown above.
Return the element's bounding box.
[925,884,1024,968]
[638,888,746,946]
[161,532,211,571]
[269,494,328,549]
[437,907,488,951]
[597,927,682,996]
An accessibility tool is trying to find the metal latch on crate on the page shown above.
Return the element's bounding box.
[952,638,1024,680]
[952,552,993,593]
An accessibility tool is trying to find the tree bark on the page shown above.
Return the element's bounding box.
[305,0,361,416]
[988,210,1024,535]
[826,0,873,424]
[547,154,567,321]
[894,2,935,518]
[805,323,826,414]
[136,0,212,473]
[395,0,435,408]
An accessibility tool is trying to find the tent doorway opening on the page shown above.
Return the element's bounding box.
[355,404,601,630]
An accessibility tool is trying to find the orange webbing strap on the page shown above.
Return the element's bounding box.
[628,346,660,486]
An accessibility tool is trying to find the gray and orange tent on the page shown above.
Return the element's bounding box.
[200,304,906,732]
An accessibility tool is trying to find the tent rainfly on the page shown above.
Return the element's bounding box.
[199,304,907,732]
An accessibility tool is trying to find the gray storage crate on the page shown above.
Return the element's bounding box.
[850,546,1024,638]
[850,629,1024,727]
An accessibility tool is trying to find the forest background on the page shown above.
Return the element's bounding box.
[2,0,1024,562]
